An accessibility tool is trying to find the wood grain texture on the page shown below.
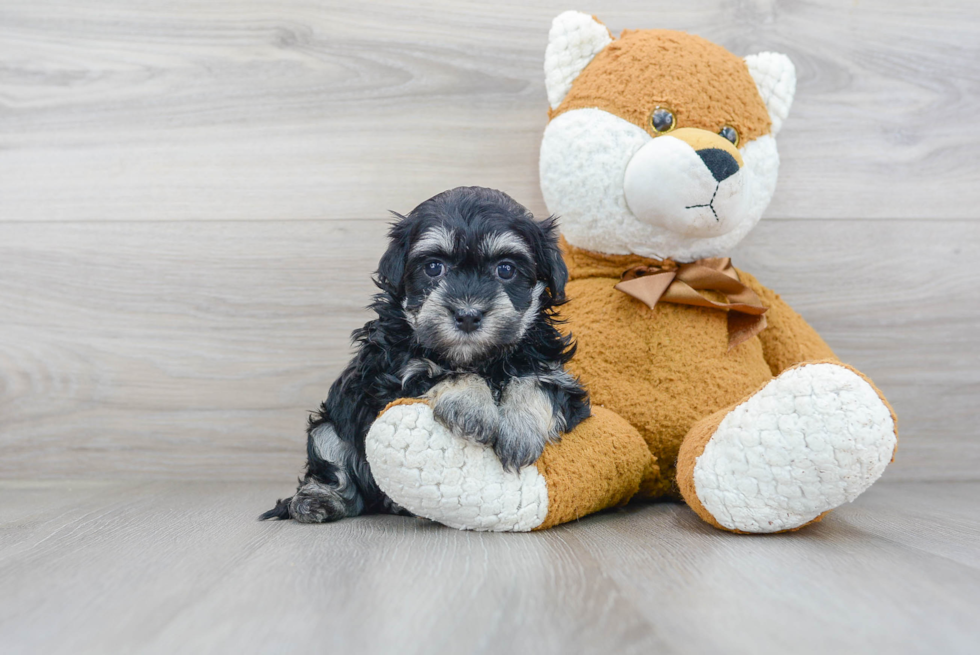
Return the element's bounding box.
[1,219,977,482]
[1,0,978,222]
[0,479,978,654]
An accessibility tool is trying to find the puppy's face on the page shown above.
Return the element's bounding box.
[377,187,566,366]
[405,225,544,365]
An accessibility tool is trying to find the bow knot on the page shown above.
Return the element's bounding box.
[614,257,768,350]
[621,261,678,279]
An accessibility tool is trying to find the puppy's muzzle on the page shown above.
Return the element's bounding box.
[454,308,484,334]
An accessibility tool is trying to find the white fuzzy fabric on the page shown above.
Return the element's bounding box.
[540,108,781,261]
[623,135,747,239]
[745,52,797,136]
[544,11,612,110]
[365,403,549,532]
[692,363,896,533]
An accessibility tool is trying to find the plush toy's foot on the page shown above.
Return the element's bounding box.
[365,399,655,532]
[677,362,898,534]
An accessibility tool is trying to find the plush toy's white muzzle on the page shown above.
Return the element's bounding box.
[539,109,781,261]
[623,130,746,239]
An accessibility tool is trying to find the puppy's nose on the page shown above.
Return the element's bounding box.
[697,148,740,183]
[454,309,483,334]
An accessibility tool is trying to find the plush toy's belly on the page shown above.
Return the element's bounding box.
[561,277,774,498]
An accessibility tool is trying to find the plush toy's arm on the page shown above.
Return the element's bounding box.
[366,399,656,531]
[738,270,838,375]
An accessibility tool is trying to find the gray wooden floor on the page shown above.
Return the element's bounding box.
[2,480,978,654]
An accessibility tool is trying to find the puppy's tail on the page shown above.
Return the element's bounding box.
[258,497,292,521]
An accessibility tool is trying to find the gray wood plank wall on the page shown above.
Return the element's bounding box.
[2,1,978,482]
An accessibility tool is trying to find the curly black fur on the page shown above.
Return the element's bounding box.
[260,186,590,523]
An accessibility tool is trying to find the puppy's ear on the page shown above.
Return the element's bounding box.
[376,213,413,295]
[534,216,569,304]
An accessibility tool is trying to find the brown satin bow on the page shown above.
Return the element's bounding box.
[614,257,768,350]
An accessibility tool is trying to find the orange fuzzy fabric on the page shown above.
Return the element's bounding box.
[534,406,656,530]
[550,29,771,144]
[558,240,839,498]
[738,273,838,375]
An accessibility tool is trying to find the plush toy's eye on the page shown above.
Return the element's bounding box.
[650,107,676,134]
[719,125,739,147]
[423,260,445,278]
[496,262,516,280]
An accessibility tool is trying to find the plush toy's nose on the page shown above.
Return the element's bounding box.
[698,148,740,182]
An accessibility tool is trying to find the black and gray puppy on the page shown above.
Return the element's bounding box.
[261,186,590,523]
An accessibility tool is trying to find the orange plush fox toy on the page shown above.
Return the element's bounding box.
[364,12,898,532]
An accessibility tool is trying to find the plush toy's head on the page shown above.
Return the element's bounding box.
[540,11,796,262]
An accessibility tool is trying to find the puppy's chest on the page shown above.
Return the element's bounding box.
[448,371,513,403]
[402,364,516,403]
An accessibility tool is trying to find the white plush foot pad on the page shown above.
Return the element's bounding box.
[365,403,549,532]
[693,363,896,533]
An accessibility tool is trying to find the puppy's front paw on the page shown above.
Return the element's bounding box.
[493,421,547,472]
[495,377,561,471]
[427,374,499,446]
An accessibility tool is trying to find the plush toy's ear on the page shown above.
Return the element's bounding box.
[544,11,613,110]
[744,52,797,136]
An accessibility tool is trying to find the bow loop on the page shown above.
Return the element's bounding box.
[614,258,768,350]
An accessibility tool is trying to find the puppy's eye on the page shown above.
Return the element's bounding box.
[496,262,515,280]
[423,261,445,278]
[719,125,739,146]
[650,107,675,134]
